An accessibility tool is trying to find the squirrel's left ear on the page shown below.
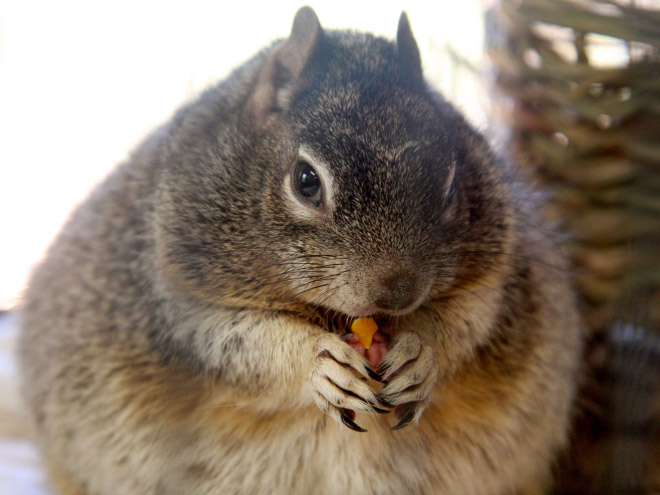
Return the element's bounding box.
[396,12,423,83]
[249,6,322,122]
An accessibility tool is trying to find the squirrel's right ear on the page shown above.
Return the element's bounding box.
[396,12,423,84]
[248,6,322,123]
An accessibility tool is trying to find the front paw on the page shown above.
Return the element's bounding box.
[377,332,438,430]
[310,335,389,432]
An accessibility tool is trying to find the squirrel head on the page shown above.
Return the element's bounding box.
[155,7,513,318]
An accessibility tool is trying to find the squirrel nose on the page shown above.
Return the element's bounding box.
[371,271,418,312]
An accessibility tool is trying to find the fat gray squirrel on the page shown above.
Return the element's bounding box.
[19,7,583,495]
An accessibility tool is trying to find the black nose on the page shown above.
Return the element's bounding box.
[371,272,418,311]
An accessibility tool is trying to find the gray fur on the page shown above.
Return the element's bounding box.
[19,8,583,495]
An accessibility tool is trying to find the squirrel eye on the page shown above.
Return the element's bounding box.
[294,161,322,206]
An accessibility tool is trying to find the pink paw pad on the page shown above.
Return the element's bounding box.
[343,331,388,368]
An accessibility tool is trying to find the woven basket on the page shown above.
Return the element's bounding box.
[487,1,660,493]
[489,0,660,332]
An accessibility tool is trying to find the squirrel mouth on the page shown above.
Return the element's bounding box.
[306,307,388,335]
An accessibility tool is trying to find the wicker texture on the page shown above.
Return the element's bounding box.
[488,1,660,493]
[489,0,660,332]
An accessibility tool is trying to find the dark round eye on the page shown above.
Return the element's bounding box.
[294,161,322,206]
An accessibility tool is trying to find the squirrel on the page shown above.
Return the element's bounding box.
[18,7,583,495]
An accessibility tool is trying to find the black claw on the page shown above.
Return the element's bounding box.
[377,396,395,409]
[340,410,367,432]
[391,403,416,431]
[373,407,390,414]
[366,368,384,382]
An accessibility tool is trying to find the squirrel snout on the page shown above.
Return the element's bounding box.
[369,271,423,313]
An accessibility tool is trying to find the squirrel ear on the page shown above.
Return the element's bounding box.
[396,12,423,82]
[249,6,322,122]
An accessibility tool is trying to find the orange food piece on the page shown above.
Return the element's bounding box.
[350,317,378,350]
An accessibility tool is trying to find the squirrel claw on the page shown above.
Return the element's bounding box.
[391,403,417,430]
[367,368,385,382]
[340,409,367,432]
